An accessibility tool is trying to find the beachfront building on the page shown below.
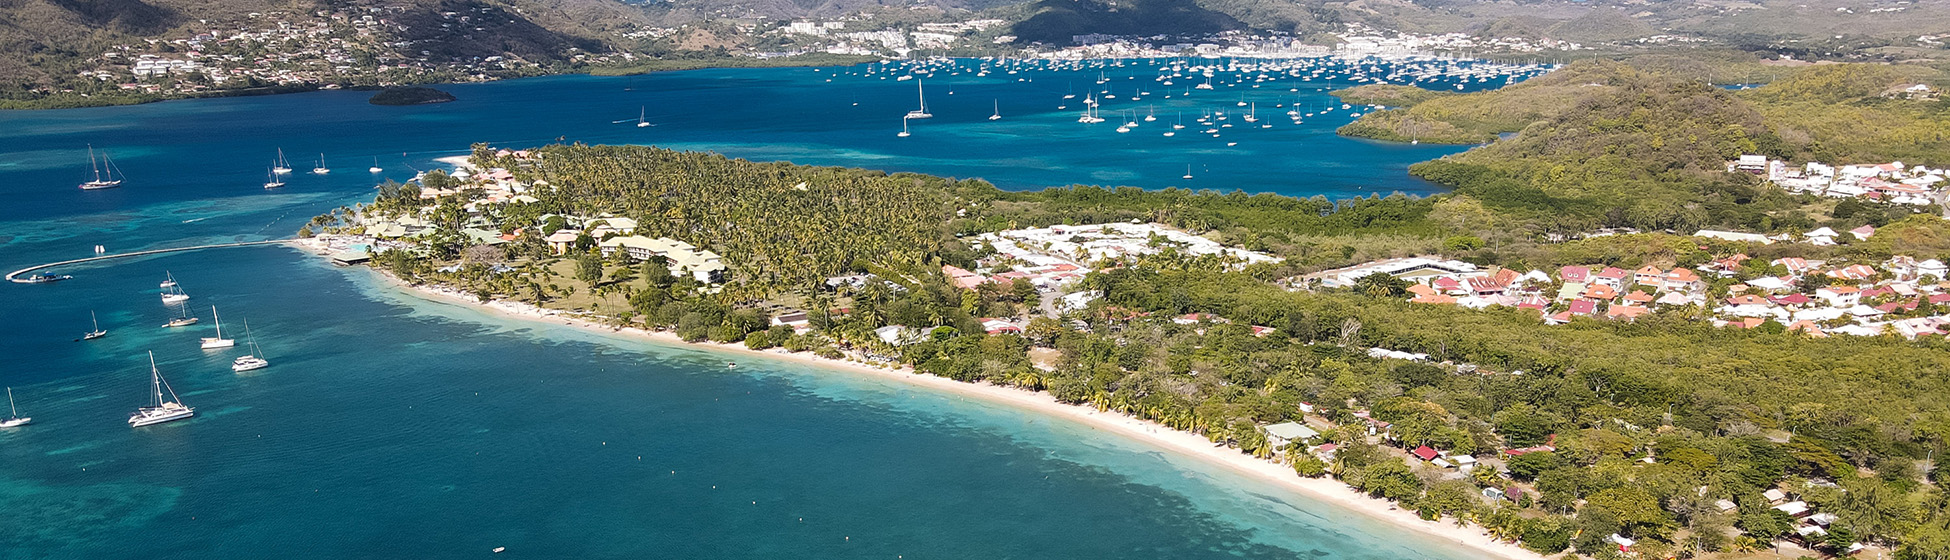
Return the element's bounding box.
[1307,257,1479,288]
[966,222,1276,296]
[598,235,728,283]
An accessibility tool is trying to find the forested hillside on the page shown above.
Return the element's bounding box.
[1337,60,1950,236]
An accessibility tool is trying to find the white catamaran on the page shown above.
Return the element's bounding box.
[1,388,29,428]
[200,306,235,349]
[79,144,125,190]
[232,318,270,372]
[129,352,194,427]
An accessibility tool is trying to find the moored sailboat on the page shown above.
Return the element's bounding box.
[129,352,194,427]
[904,80,932,119]
[201,306,235,349]
[232,318,270,372]
[163,304,198,327]
[161,274,190,304]
[1,388,29,428]
[82,311,107,340]
[79,145,125,190]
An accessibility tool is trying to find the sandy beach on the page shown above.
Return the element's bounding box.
[319,250,1544,560]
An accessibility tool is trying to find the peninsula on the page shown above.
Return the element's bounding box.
[304,112,1950,558]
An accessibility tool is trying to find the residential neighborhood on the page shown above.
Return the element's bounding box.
[1309,246,1950,339]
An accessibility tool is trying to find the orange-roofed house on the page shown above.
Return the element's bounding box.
[1582,284,1619,302]
[1786,320,1828,337]
[1623,291,1655,305]
[1828,264,1877,281]
[1607,305,1651,321]
[1663,268,1703,292]
[942,265,989,290]
[1410,293,1458,305]
[1633,265,1664,288]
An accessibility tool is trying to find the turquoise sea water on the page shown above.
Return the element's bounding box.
[0,59,1515,559]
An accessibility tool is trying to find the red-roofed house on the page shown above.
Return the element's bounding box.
[1567,300,1598,317]
[1467,276,1510,296]
[1412,446,1440,461]
[1431,277,1466,295]
[1851,225,1877,240]
[1771,293,1812,307]
[980,318,1023,334]
[1559,266,1591,283]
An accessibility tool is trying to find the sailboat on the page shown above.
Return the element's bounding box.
[161,275,190,304]
[897,117,911,138]
[232,318,270,372]
[989,100,1001,121]
[263,168,285,189]
[160,271,178,289]
[904,80,932,119]
[163,304,198,327]
[79,145,124,190]
[311,154,330,175]
[200,306,235,349]
[129,352,194,427]
[369,157,383,173]
[636,107,651,128]
[82,311,108,341]
[272,149,293,174]
[1183,165,1194,180]
[1,388,28,428]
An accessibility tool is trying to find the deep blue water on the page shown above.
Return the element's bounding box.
[0,58,1521,559]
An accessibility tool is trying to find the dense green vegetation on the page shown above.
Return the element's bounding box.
[1336,59,1950,238]
[368,87,456,106]
[1010,0,1242,45]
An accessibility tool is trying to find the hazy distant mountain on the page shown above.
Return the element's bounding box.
[1010,0,1245,45]
[0,0,645,89]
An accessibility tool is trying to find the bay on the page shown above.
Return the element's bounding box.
[0,58,1518,559]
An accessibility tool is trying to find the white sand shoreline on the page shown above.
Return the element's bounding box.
[335,256,1541,560]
